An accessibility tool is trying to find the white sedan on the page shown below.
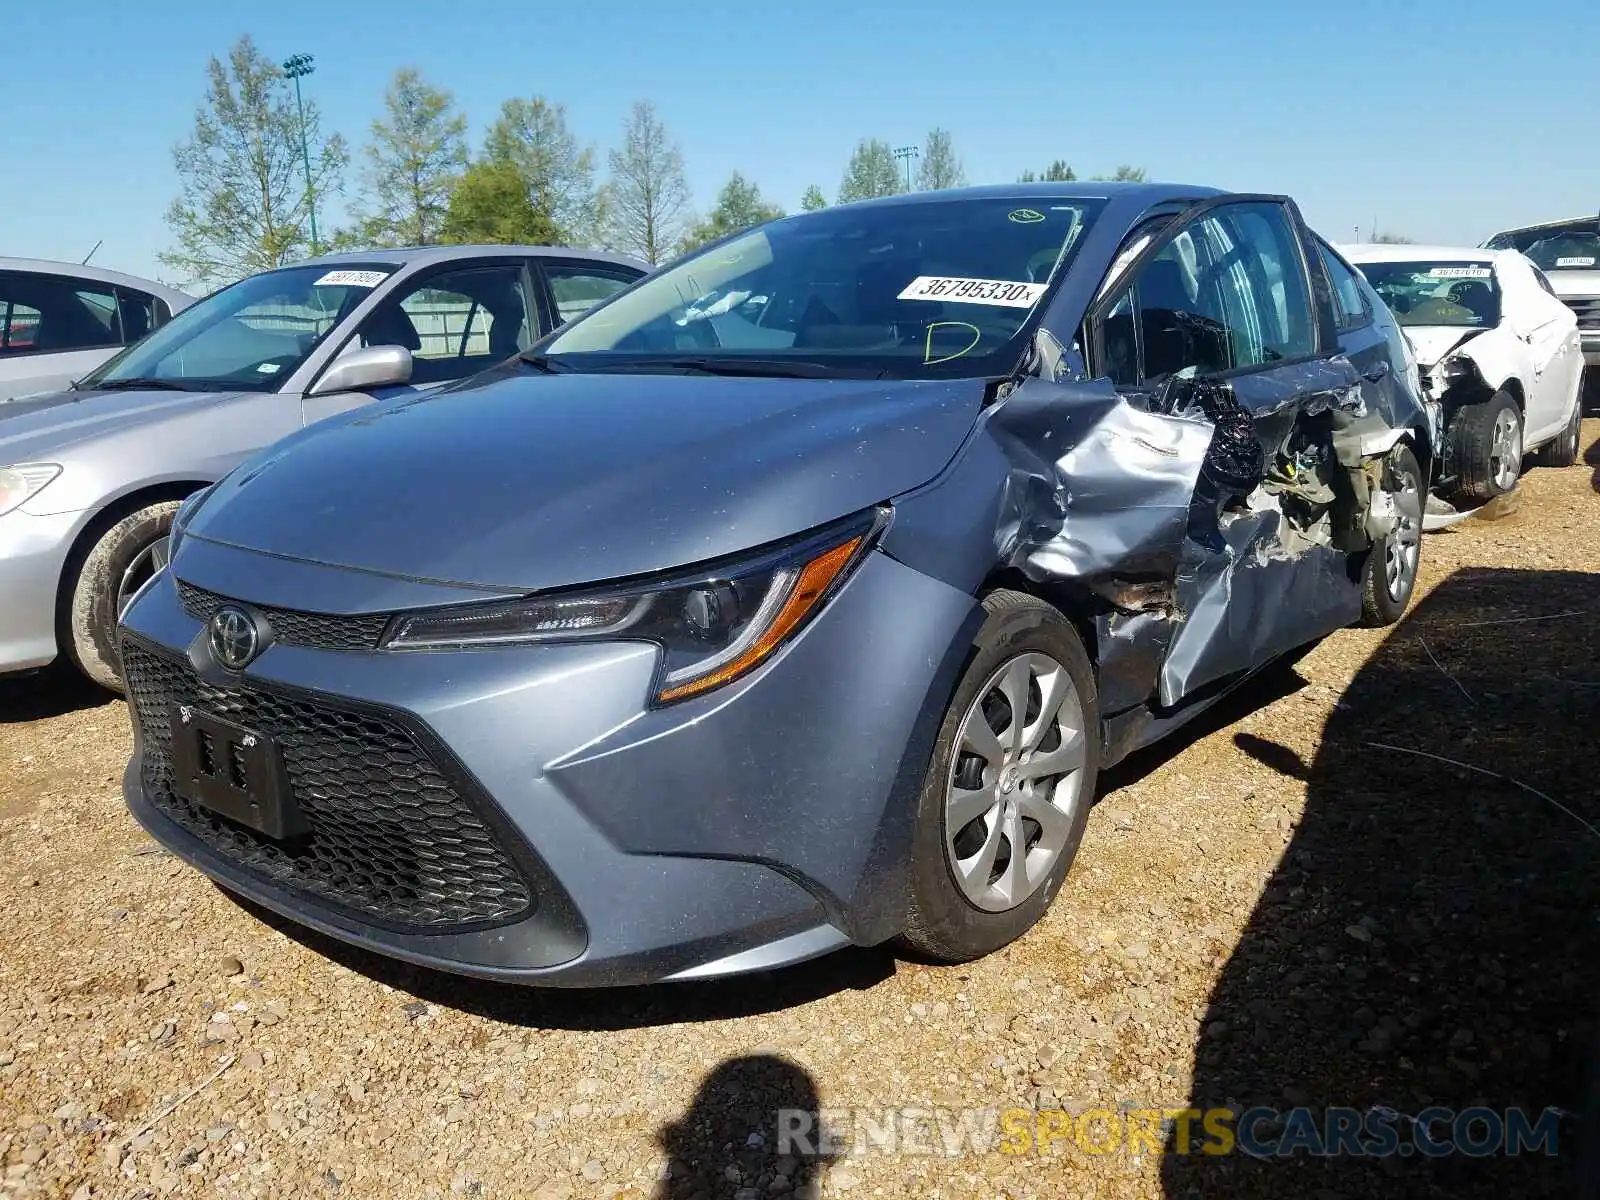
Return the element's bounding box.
[1340,244,1584,507]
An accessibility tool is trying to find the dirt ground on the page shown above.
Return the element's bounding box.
[2,424,1597,1200]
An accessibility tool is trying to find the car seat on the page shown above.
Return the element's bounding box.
[361,305,422,352]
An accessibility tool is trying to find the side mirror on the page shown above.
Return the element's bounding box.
[308,344,412,396]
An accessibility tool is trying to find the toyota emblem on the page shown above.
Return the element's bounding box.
[209,606,261,671]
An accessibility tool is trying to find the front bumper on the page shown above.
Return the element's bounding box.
[0,506,81,674]
[118,544,978,986]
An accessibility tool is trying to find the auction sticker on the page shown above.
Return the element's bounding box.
[314,269,389,288]
[1426,266,1491,279]
[899,276,1047,308]
[1555,256,1596,268]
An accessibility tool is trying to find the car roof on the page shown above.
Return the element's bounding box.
[1337,243,1509,265]
[0,257,195,304]
[815,181,1230,211]
[279,244,651,274]
[1485,215,1598,239]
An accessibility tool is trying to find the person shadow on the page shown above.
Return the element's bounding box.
[650,1054,837,1199]
[1162,565,1600,1198]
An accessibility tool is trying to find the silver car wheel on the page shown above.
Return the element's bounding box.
[1489,406,1523,493]
[944,651,1088,913]
[1384,457,1423,603]
[118,535,170,618]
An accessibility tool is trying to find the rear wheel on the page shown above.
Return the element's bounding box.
[66,501,180,693]
[1359,444,1424,628]
[900,590,1100,963]
[1446,390,1522,503]
[1533,393,1582,468]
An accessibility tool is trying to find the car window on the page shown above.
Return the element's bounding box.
[79,263,395,392]
[116,289,158,344]
[1353,260,1501,330]
[1103,202,1316,386]
[543,264,640,325]
[0,272,123,356]
[541,197,1108,380]
[1315,241,1368,329]
[357,263,530,386]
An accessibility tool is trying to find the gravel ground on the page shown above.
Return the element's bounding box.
[2,423,1597,1200]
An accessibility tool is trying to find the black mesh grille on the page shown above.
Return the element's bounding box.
[122,638,534,929]
[176,580,391,653]
[1563,295,1600,330]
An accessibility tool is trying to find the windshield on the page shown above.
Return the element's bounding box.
[79,263,396,391]
[1485,219,1600,271]
[1354,261,1501,329]
[540,197,1107,378]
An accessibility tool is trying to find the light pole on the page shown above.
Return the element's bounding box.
[282,53,320,254]
[893,145,919,193]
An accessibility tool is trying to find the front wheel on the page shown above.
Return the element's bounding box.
[899,590,1100,963]
[1359,444,1424,628]
[1446,390,1523,503]
[66,501,181,693]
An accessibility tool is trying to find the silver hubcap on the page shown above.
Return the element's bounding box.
[117,536,170,618]
[945,651,1087,913]
[1384,461,1422,603]
[1490,408,1523,492]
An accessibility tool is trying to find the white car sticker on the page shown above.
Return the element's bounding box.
[256,362,281,373]
[1426,266,1492,279]
[898,276,1047,308]
[1555,256,1596,268]
[314,269,388,288]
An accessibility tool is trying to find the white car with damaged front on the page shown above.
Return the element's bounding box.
[1340,244,1584,512]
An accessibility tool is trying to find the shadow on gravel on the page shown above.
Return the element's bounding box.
[0,662,113,724]
[650,1054,834,1198]
[1163,567,1600,1199]
[228,892,896,1029]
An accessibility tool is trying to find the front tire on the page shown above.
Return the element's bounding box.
[899,590,1100,963]
[66,501,180,693]
[1359,444,1424,628]
[1446,389,1523,503]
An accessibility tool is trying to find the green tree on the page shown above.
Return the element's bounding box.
[1019,160,1076,183]
[1090,165,1148,182]
[800,184,828,212]
[1371,231,1416,244]
[349,68,468,248]
[160,35,348,289]
[916,128,966,191]
[605,100,691,265]
[837,139,901,204]
[484,97,600,244]
[439,160,560,246]
[678,172,784,254]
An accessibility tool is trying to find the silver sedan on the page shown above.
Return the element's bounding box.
[0,243,646,690]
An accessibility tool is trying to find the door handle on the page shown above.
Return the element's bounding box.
[1362,362,1390,383]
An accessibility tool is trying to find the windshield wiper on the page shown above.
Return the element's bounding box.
[86,378,199,392]
[606,357,844,379]
[517,352,573,373]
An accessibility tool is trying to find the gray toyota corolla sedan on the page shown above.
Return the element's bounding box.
[119,184,1434,987]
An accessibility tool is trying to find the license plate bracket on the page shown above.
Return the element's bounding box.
[168,704,305,840]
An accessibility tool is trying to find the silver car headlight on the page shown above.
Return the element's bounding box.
[382,506,890,705]
[0,464,62,517]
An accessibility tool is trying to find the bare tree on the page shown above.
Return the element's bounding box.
[160,35,348,289]
[605,101,691,265]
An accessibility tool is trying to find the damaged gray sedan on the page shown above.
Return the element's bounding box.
[118,183,1433,985]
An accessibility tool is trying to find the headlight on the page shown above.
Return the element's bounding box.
[0,464,62,517]
[382,506,890,705]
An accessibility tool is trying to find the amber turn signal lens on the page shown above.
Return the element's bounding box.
[655,535,864,703]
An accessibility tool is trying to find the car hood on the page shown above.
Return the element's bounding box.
[0,387,243,462]
[1403,325,1491,368]
[183,367,985,593]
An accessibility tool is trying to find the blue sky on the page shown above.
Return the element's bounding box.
[4,0,1596,288]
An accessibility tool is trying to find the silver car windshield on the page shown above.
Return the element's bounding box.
[540,198,1106,379]
[78,264,395,392]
